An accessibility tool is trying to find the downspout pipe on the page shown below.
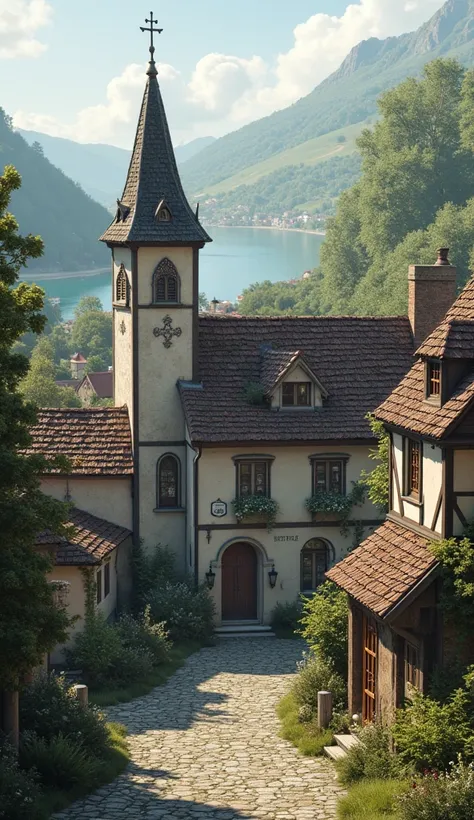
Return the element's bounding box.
[193,445,202,588]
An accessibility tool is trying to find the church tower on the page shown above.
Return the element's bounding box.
[101,15,211,569]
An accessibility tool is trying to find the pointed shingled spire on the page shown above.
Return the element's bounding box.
[100,15,211,246]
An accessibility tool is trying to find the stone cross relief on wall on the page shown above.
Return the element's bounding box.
[153,315,182,348]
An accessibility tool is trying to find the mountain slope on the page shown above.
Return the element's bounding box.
[181,0,474,196]
[1,112,110,272]
[18,129,215,209]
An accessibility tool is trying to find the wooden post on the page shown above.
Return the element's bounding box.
[73,684,88,706]
[317,690,333,730]
[2,690,20,750]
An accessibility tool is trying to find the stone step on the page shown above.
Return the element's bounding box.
[214,625,275,639]
[334,733,361,753]
[323,745,346,762]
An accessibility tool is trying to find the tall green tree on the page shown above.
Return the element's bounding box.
[71,297,112,366]
[320,58,474,314]
[21,338,80,408]
[0,165,70,689]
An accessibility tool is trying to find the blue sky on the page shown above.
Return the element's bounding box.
[1,0,445,147]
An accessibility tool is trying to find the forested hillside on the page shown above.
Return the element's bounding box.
[186,0,474,218]
[0,110,110,272]
[238,59,474,318]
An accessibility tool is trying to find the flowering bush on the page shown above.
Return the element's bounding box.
[0,740,43,820]
[232,495,280,530]
[20,671,110,757]
[146,581,215,642]
[398,758,474,820]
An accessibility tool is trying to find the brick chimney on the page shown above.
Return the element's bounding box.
[408,249,457,348]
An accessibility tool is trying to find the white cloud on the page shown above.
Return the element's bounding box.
[0,0,52,59]
[13,0,445,145]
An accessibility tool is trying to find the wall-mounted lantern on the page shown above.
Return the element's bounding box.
[268,564,278,589]
[205,563,216,590]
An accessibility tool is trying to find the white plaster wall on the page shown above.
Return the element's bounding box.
[199,523,376,626]
[137,310,191,441]
[422,443,443,533]
[40,476,133,530]
[47,553,117,664]
[198,445,378,525]
[392,434,404,516]
[114,310,133,417]
[138,445,187,573]
[454,450,474,534]
[137,247,193,305]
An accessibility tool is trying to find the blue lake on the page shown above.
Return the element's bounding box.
[26,227,324,320]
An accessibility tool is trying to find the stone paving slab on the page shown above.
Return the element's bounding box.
[54,639,343,820]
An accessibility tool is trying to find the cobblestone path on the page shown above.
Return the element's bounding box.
[54,639,343,820]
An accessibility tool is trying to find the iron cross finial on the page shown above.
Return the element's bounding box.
[140,12,163,74]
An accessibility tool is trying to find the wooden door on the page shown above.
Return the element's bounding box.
[363,615,377,723]
[222,542,258,621]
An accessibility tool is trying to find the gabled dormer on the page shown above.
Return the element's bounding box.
[260,348,328,410]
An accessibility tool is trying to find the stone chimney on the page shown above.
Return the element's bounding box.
[408,249,457,348]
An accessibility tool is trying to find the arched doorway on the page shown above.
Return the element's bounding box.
[222,542,258,621]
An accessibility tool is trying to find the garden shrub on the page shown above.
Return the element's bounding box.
[146,581,215,642]
[336,722,406,785]
[20,732,102,791]
[131,542,176,613]
[0,740,44,820]
[392,688,474,772]
[398,758,474,820]
[299,581,348,677]
[293,653,347,715]
[66,613,154,690]
[116,606,170,665]
[270,600,301,633]
[19,672,110,757]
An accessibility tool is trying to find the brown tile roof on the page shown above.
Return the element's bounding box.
[326,519,437,618]
[70,353,87,363]
[179,315,414,443]
[376,361,474,438]
[416,319,474,359]
[260,349,301,394]
[38,508,131,566]
[26,408,133,475]
[82,371,113,399]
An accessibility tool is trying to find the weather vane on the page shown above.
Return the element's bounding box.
[140,12,163,65]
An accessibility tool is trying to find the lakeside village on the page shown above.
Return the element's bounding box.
[200,198,327,233]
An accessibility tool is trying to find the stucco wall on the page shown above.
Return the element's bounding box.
[137,247,193,305]
[139,445,187,573]
[377,623,396,723]
[453,449,474,535]
[41,476,133,530]
[137,310,191,441]
[423,443,443,533]
[392,434,404,516]
[48,548,122,665]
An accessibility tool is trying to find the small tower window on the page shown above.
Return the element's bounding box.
[153,258,180,304]
[157,454,180,509]
[158,207,171,222]
[116,264,129,304]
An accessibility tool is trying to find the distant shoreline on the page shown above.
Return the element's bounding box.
[209,225,326,237]
[21,267,109,281]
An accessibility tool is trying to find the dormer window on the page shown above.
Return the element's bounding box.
[155,200,172,223]
[427,360,441,398]
[282,382,311,407]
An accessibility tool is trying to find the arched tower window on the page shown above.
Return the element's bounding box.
[116,264,129,304]
[152,258,180,304]
[300,538,334,593]
[157,454,180,509]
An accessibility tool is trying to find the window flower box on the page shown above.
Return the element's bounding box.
[232,495,280,531]
[305,484,366,534]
